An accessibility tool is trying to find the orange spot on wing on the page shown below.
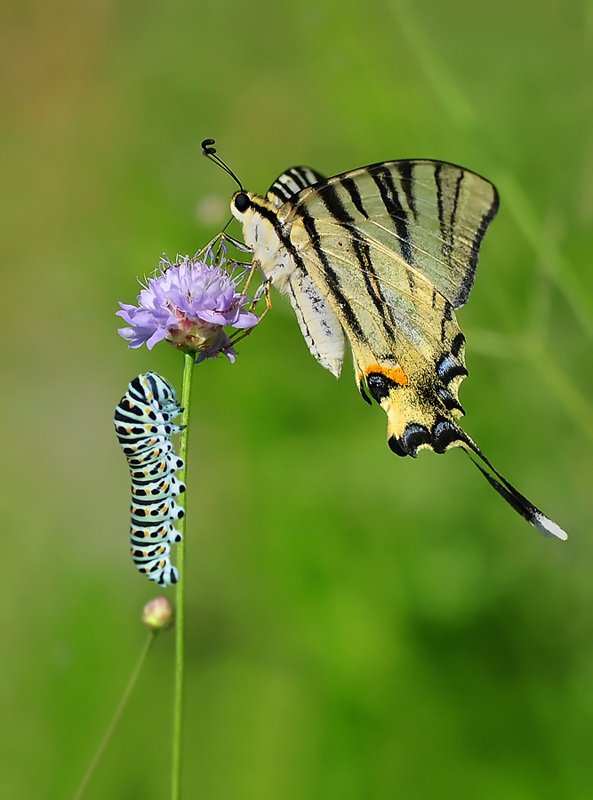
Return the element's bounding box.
[364,364,408,386]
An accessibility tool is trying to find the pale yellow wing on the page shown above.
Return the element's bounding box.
[279,159,499,309]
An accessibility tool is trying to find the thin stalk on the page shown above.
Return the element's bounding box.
[171,351,196,800]
[73,632,156,800]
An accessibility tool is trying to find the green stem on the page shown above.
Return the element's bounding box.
[171,351,196,800]
[73,632,155,800]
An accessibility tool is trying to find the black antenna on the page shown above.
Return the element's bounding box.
[201,138,243,191]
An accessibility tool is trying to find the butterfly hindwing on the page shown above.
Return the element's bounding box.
[288,203,470,455]
[262,165,347,377]
[284,267,346,378]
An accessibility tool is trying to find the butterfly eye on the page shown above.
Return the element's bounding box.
[233,192,250,213]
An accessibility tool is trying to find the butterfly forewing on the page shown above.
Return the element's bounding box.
[280,160,499,309]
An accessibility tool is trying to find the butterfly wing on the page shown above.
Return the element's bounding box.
[275,160,495,450]
[279,159,499,309]
[287,202,471,455]
[274,161,565,538]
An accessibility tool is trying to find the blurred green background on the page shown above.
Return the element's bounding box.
[2,0,593,797]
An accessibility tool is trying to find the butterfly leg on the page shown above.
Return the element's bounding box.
[194,231,254,269]
[194,231,260,318]
[227,269,273,347]
[216,258,262,318]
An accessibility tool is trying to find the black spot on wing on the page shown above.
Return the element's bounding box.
[436,387,465,415]
[359,377,372,406]
[432,417,469,454]
[436,352,468,383]
[388,435,408,457]
[401,424,432,458]
[366,371,403,404]
[440,300,453,342]
[451,332,465,358]
[387,415,469,459]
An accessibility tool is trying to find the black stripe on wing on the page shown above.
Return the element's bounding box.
[435,163,462,267]
[434,162,499,308]
[395,161,417,221]
[341,176,370,219]
[457,192,500,306]
[317,181,398,339]
[370,165,414,265]
[266,166,325,206]
[294,204,366,342]
[287,159,499,310]
[256,183,367,346]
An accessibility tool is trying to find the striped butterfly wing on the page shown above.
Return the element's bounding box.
[280,160,499,454]
[266,166,326,208]
[231,159,566,539]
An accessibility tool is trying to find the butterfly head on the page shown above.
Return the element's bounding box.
[230,190,282,265]
[230,189,258,226]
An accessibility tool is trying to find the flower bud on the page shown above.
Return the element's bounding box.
[142,596,174,631]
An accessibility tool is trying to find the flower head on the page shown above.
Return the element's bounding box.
[117,250,259,363]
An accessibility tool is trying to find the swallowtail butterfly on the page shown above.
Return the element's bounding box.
[202,140,566,540]
[114,372,186,585]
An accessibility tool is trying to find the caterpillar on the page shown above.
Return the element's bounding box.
[114,372,186,586]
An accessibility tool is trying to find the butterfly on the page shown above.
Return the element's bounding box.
[202,140,566,541]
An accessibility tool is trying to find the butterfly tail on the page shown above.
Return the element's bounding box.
[462,439,567,541]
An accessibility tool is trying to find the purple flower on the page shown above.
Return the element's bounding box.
[117,251,259,363]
